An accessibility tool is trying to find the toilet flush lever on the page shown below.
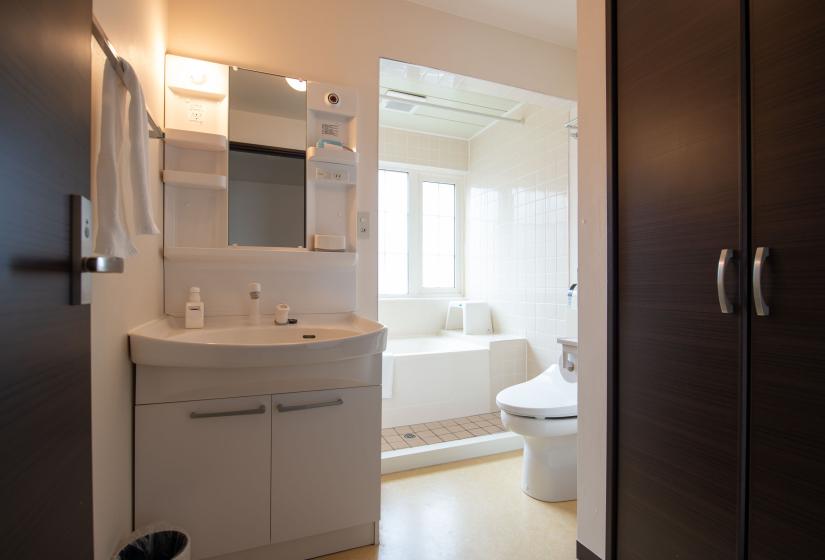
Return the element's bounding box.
[717,249,735,314]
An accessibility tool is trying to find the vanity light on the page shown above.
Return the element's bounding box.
[286,77,306,92]
[189,71,207,85]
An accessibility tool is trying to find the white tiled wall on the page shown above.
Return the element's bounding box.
[379,127,468,171]
[465,102,578,377]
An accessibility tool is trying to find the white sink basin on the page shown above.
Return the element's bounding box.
[130,314,387,368]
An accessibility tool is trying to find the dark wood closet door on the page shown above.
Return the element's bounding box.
[615,0,743,557]
[749,1,825,557]
[0,0,93,556]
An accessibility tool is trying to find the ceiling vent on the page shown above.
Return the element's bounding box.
[382,89,427,113]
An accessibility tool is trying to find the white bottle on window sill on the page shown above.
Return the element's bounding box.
[185,287,205,329]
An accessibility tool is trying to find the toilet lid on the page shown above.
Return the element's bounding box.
[496,365,577,419]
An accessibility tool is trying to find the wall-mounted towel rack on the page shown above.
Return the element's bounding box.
[92,16,164,139]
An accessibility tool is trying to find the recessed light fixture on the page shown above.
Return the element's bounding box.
[286,77,306,92]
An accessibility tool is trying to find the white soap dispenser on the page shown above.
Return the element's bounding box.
[185,286,205,329]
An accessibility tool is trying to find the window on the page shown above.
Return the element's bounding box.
[379,167,463,297]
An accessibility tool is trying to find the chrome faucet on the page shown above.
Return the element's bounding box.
[248,282,261,325]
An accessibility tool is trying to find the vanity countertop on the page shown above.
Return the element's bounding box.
[129,313,387,369]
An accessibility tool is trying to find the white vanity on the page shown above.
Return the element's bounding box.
[130,315,386,560]
[131,54,380,559]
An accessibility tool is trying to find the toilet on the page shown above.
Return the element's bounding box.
[496,363,577,502]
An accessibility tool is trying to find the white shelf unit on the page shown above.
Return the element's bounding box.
[162,169,227,191]
[164,54,230,250]
[164,245,357,268]
[164,128,228,151]
[306,82,358,252]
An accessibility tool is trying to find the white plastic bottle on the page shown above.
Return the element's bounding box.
[185,287,205,329]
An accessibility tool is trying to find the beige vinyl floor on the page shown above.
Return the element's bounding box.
[320,450,577,560]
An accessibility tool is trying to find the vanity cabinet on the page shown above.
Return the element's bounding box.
[135,384,381,560]
[271,387,381,544]
[135,396,272,558]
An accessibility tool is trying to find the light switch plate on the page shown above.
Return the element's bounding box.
[357,211,370,239]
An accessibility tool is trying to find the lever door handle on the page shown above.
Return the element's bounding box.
[717,249,735,314]
[753,247,770,317]
[81,256,124,273]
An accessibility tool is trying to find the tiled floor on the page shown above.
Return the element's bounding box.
[320,450,577,560]
[381,412,505,451]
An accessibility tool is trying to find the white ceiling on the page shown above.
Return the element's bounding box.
[405,0,577,49]
[379,59,573,140]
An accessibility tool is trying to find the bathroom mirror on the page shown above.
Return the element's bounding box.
[228,67,307,247]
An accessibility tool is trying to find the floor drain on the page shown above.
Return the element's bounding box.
[403,433,417,439]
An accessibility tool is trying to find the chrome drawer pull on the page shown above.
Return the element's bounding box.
[753,246,770,317]
[717,248,735,314]
[276,398,344,413]
[190,404,266,419]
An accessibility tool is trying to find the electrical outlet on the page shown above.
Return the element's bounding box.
[188,104,204,122]
[357,212,370,239]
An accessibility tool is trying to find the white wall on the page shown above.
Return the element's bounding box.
[379,126,468,171]
[576,0,608,556]
[167,0,577,320]
[90,1,166,557]
[465,103,577,377]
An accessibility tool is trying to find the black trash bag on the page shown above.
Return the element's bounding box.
[115,529,189,560]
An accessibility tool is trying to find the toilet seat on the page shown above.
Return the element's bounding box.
[496,365,577,419]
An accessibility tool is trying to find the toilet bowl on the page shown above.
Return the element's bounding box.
[496,364,577,502]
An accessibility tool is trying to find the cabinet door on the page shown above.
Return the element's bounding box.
[135,397,271,559]
[271,386,380,544]
[749,1,825,557]
[615,0,743,558]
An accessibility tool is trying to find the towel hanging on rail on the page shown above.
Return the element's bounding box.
[94,58,160,258]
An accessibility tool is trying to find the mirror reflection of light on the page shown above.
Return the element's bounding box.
[286,77,306,92]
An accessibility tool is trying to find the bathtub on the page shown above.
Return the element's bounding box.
[381,335,490,428]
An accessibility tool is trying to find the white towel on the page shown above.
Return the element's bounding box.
[381,353,395,399]
[94,59,160,257]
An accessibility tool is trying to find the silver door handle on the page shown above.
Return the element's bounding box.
[81,256,124,273]
[753,246,770,316]
[190,404,266,419]
[717,249,735,314]
[276,398,343,413]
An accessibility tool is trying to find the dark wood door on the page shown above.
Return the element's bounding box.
[615,0,744,557]
[0,0,93,557]
[749,1,825,557]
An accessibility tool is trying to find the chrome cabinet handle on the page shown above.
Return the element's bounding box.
[276,398,343,413]
[717,249,735,314]
[190,404,266,419]
[753,246,770,317]
[81,256,124,273]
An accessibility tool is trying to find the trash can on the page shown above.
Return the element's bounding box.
[113,524,190,560]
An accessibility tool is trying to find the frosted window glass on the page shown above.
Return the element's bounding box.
[379,170,409,295]
[422,181,456,288]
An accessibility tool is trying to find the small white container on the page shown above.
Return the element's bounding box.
[274,303,290,325]
[185,287,204,329]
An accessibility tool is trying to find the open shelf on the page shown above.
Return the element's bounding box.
[307,145,358,166]
[164,246,357,270]
[165,128,228,152]
[168,84,226,101]
[163,170,227,191]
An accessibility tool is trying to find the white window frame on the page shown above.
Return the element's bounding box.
[379,163,465,299]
